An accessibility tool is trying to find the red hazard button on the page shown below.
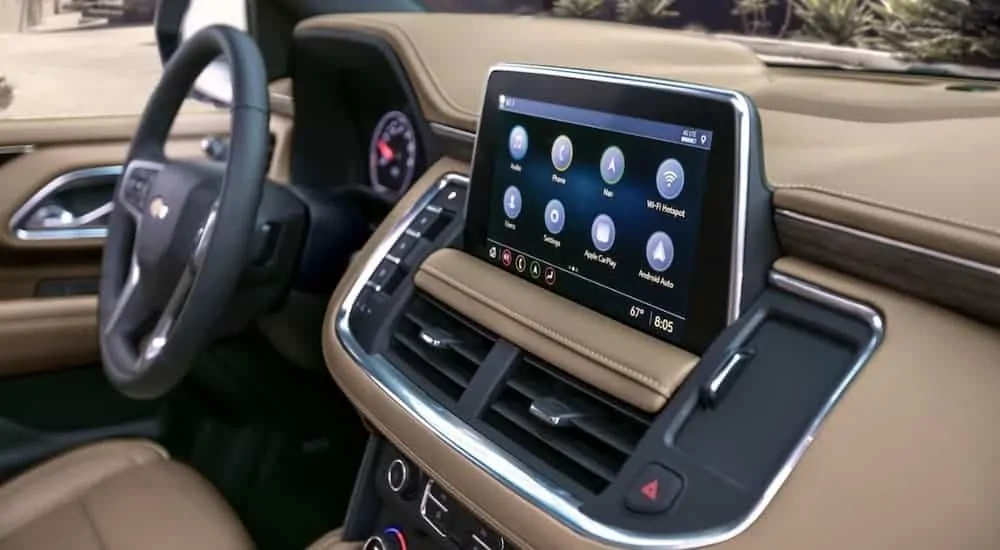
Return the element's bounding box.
[625,463,682,514]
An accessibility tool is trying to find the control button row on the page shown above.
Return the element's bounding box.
[490,245,557,286]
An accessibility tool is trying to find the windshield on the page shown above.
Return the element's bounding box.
[416,0,1000,79]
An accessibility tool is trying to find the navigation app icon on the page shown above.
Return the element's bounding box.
[599,146,625,184]
[645,231,675,272]
[591,214,616,252]
[544,199,566,234]
[656,158,685,200]
[503,185,522,219]
[551,135,574,172]
[509,125,528,160]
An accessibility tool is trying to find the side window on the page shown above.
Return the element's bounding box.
[0,0,230,120]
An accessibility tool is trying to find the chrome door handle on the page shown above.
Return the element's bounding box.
[22,201,113,230]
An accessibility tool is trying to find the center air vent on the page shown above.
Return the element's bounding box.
[385,294,496,406]
[484,356,654,495]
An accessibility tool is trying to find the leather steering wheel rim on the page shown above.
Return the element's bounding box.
[98,25,269,399]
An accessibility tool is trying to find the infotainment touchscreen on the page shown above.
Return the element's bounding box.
[464,67,743,353]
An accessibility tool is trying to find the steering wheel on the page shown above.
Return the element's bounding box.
[98,25,269,399]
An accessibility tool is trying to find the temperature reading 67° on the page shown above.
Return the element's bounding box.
[629,305,646,320]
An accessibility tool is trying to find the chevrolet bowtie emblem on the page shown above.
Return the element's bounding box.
[148,196,169,220]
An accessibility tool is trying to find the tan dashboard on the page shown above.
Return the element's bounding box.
[314,12,1000,550]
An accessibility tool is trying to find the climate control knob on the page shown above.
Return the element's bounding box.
[363,528,407,550]
[386,458,417,497]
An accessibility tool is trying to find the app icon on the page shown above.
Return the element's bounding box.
[656,159,685,200]
[551,135,573,172]
[501,248,512,267]
[645,232,675,272]
[599,146,625,185]
[515,255,527,273]
[509,125,528,160]
[503,185,522,219]
[590,214,616,252]
[488,245,498,260]
[544,266,556,285]
[544,199,566,234]
[529,261,541,279]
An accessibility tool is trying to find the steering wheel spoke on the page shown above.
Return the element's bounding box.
[103,255,155,339]
[139,265,195,367]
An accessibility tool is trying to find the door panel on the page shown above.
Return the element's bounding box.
[0,111,230,375]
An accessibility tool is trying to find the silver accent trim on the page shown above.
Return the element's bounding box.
[334,68,883,550]
[386,458,410,493]
[776,209,1000,277]
[419,480,449,538]
[529,397,589,427]
[8,165,123,241]
[0,144,35,155]
[430,122,475,144]
[705,350,751,399]
[466,64,751,325]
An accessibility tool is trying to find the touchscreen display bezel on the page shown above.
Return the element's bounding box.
[464,65,746,353]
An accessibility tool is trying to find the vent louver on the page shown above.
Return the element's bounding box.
[385,294,495,405]
[485,356,654,495]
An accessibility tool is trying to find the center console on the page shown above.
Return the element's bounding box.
[329,65,883,549]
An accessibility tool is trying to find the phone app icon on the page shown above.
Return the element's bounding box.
[503,185,522,219]
[551,135,573,172]
[591,214,616,252]
[600,146,624,184]
[509,125,528,160]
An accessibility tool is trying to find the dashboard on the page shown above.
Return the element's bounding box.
[289,11,1000,550]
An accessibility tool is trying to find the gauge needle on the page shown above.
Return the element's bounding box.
[377,140,394,161]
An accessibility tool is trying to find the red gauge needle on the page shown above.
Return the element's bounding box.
[377,140,394,161]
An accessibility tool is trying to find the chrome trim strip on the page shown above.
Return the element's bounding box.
[430,122,475,144]
[335,174,883,548]
[8,165,123,241]
[0,144,35,155]
[468,63,752,325]
[776,208,1000,277]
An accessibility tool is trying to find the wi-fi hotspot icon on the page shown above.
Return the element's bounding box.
[656,159,685,200]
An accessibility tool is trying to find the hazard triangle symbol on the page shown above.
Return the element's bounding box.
[640,479,659,500]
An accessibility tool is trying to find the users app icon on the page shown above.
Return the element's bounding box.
[656,158,685,200]
[645,232,675,272]
[551,135,574,172]
[544,199,566,234]
[509,125,528,160]
[503,185,522,219]
[599,146,625,184]
[591,214,616,252]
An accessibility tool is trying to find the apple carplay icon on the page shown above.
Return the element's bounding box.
[645,231,675,272]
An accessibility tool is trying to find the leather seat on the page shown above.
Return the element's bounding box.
[0,439,254,550]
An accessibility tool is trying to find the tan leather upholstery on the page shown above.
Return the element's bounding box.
[0,439,253,550]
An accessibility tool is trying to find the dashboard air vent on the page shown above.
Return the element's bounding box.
[484,356,654,495]
[385,294,495,405]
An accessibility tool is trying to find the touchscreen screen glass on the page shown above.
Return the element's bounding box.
[481,95,714,344]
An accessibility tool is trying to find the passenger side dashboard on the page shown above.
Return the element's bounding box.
[305,13,1000,550]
